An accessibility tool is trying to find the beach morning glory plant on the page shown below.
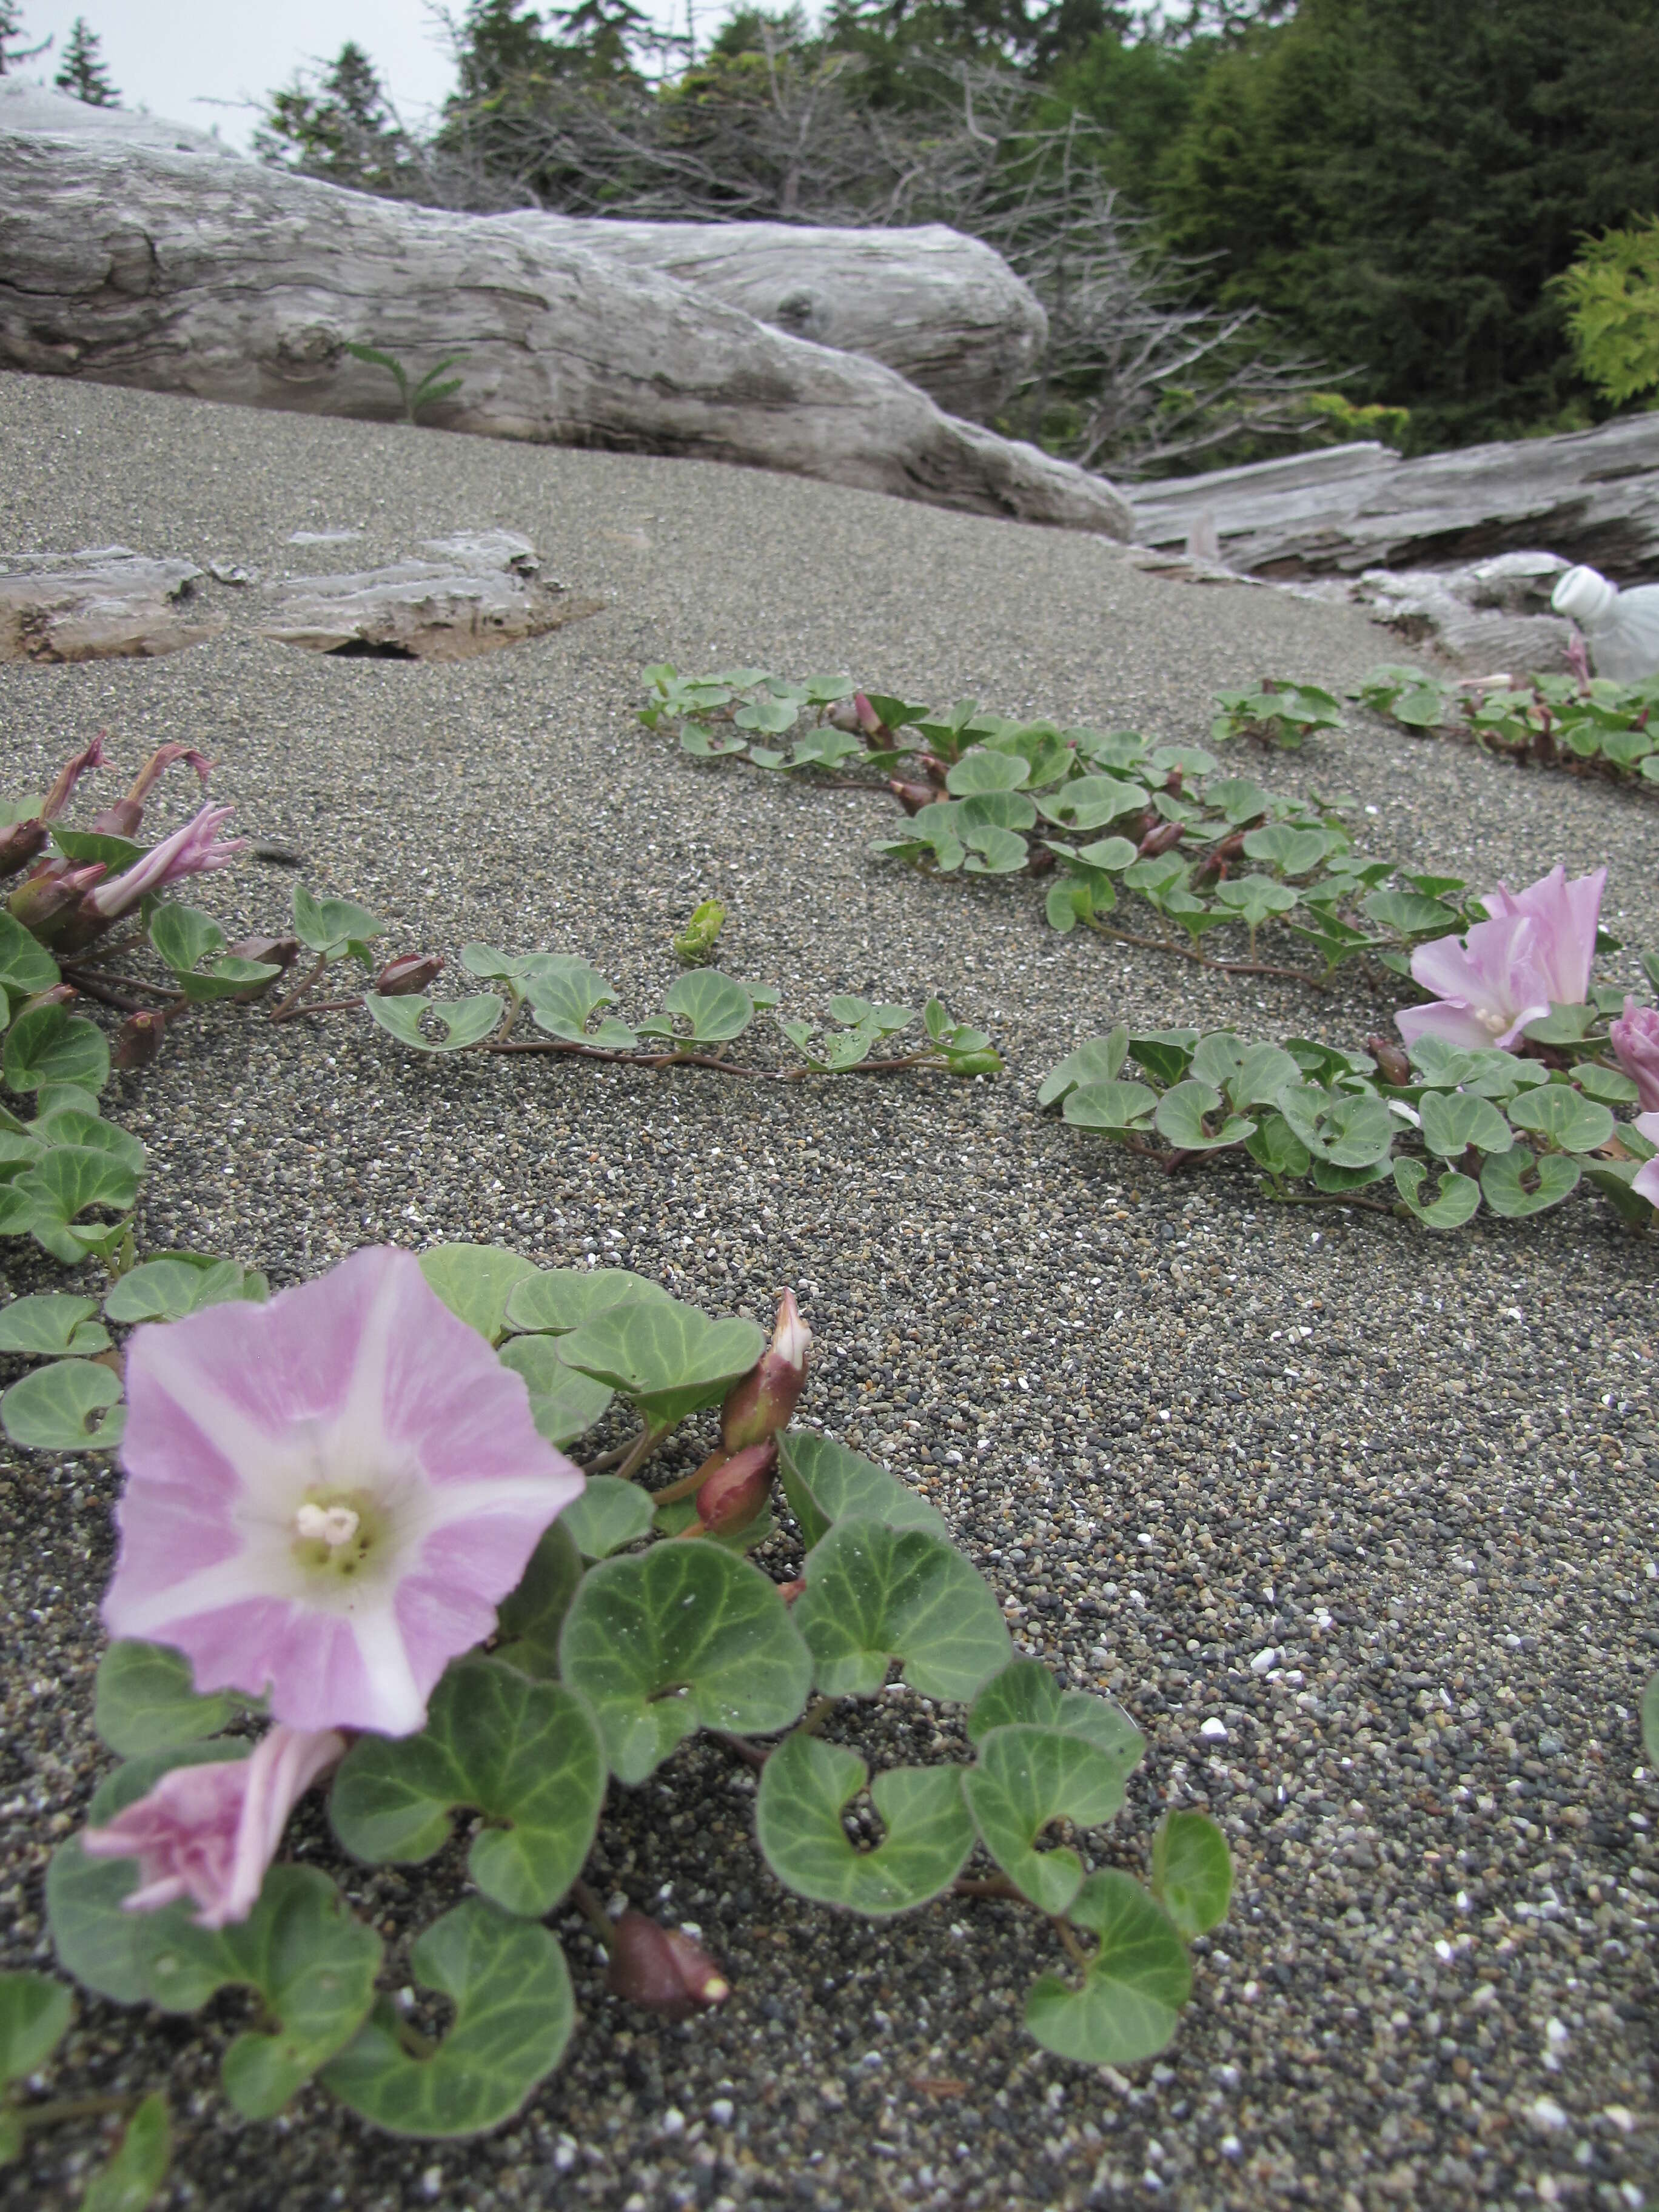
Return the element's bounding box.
[1396,865,1605,1054]
[3,1242,1228,2185]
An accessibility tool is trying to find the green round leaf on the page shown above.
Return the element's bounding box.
[963,1725,1137,1915]
[2,1006,110,1096]
[1150,1811,1233,1940]
[1154,1080,1256,1152]
[1391,1159,1481,1228]
[635,971,756,1047]
[557,1300,764,1428]
[367,993,504,1053]
[0,1292,109,1357]
[792,1520,1011,1703]
[962,825,1030,874]
[1418,1088,1513,1159]
[81,2090,171,2212]
[1214,875,1298,928]
[1037,1030,1130,1110]
[104,1256,264,1326]
[1,1358,124,1451]
[756,1734,974,1915]
[1479,1147,1581,1219]
[1034,776,1145,832]
[1241,824,1333,876]
[1062,1079,1158,1134]
[777,1431,949,1552]
[503,1267,674,1336]
[495,1335,614,1447]
[1507,1085,1616,1155]
[0,1970,72,2085]
[93,1640,238,1757]
[945,748,1030,796]
[1361,890,1459,939]
[1024,1871,1192,2066]
[521,960,621,1044]
[417,1245,540,1346]
[559,1540,811,1783]
[331,1658,605,1918]
[1243,1110,1312,1181]
[557,1473,655,1558]
[149,903,226,974]
[292,883,384,956]
[967,1661,1145,1775]
[492,1523,583,1679]
[0,910,61,999]
[320,1900,574,2138]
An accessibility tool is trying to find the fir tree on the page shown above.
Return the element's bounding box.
[257,42,414,193]
[0,1,50,74]
[55,17,119,106]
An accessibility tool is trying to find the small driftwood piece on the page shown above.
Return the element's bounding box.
[258,532,601,660]
[504,216,1046,423]
[0,133,1130,540]
[1129,420,1659,583]
[0,546,227,663]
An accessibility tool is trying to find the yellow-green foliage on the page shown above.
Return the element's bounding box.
[1302,392,1412,450]
[1555,218,1659,406]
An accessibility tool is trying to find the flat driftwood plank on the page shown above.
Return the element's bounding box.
[0,133,1129,540]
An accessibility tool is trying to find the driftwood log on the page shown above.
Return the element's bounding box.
[504,216,1046,422]
[0,547,226,662]
[258,532,601,660]
[0,128,1128,538]
[1130,420,1659,583]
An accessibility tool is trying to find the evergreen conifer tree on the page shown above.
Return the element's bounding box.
[55,17,119,106]
[0,1,50,73]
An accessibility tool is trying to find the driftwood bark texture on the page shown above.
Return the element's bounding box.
[258,532,602,660]
[0,130,1130,539]
[502,215,1047,422]
[0,548,226,662]
[1129,420,1659,583]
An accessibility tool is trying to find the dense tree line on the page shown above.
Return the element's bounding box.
[258,0,1659,468]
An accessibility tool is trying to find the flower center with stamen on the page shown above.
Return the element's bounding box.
[292,1488,381,1579]
[1476,1008,1506,1034]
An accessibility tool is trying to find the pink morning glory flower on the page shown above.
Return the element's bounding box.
[80,1724,344,1929]
[1611,999,1659,1111]
[84,801,247,920]
[1481,865,1605,1008]
[1396,865,1604,1056]
[103,1247,585,1737]
[1634,1113,1659,1213]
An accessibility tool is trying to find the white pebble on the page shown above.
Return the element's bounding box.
[1529,2096,1570,2132]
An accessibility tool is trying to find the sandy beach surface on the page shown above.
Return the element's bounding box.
[1,370,1655,2212]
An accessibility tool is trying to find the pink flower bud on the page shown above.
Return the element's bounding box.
[374,951,446,997]
[694,1438,778,1537]
[606,1912,730,2017]
[888,778,939,817]
[38,734,105,822]
[8,859,106,942]
[852,691,886,740]
[0,819,47,880]
[114,1009,169,1070]
[1366,1034,1413,1088]
[1610,997,1659,1111]
[720,1290,811,1453]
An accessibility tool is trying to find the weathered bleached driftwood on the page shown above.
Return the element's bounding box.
[503,216,1045,422]
[0,78,230,158]
[0,132,1130,538]
[0,546,226,662]
[1326,553,1577,674]
[258,531,600,659]
[1130,421,1659,583]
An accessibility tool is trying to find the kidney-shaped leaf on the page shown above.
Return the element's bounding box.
[635,971,755,1047]
[946,748,1029,795]
[0,1970,72,2085]
[557,1474,655,1560]
[366,993,503,1054]
[1154,1081,1256,1152]
[1392,1158,1481,1229]
[417,1245,539,1346]
[321,1899,573,2138]
[964,1724,1137,1915]
[3,1007,110,1096]
[1418,1088,1513,1159]
[1062,1080,1158,1134]
[1507,1085,1615,1155]
[1025,1870,1191,2066]
[1,1358,124,1451]
[1150,1810,1232,1940]
[557,1301,764,1428]
[1036,1029,1128,1110]
[793,1520,1011,1702]
[504,1267,674,1336]
[756,1733,973,1915]
[967,1661,1144,1775]
[777,1432,948,1551]
[492,1523,583,1680]
[1479,1147,1581,1218]
[93,1640,238,1757]
[104,1256,265,1326]
[0,1292,109,1357]
[330,1658,604,1918]
[559,1540,811,1782]
[495,1335,614,1447]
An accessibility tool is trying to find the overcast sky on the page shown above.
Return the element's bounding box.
[14,0,695,149]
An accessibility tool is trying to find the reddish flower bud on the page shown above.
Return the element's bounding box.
[38,734,105,822]
[606,1913,730,2018]
[0,819,48,881]
[720,1289,811,1453]
[113,1009,169,1070]
[374,951,446,997]
[888,779,938,817]
[223,935,300,973]
[1366,1034,1413,1088]
[21,984,78,1014]
[1136,820,1186,860]
[1162,766,1185,797]
[694,1438,778,1537]
[852,691,887,742]
[8,859,106,942]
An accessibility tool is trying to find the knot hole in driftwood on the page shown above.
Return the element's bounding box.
[101,226,157,298]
